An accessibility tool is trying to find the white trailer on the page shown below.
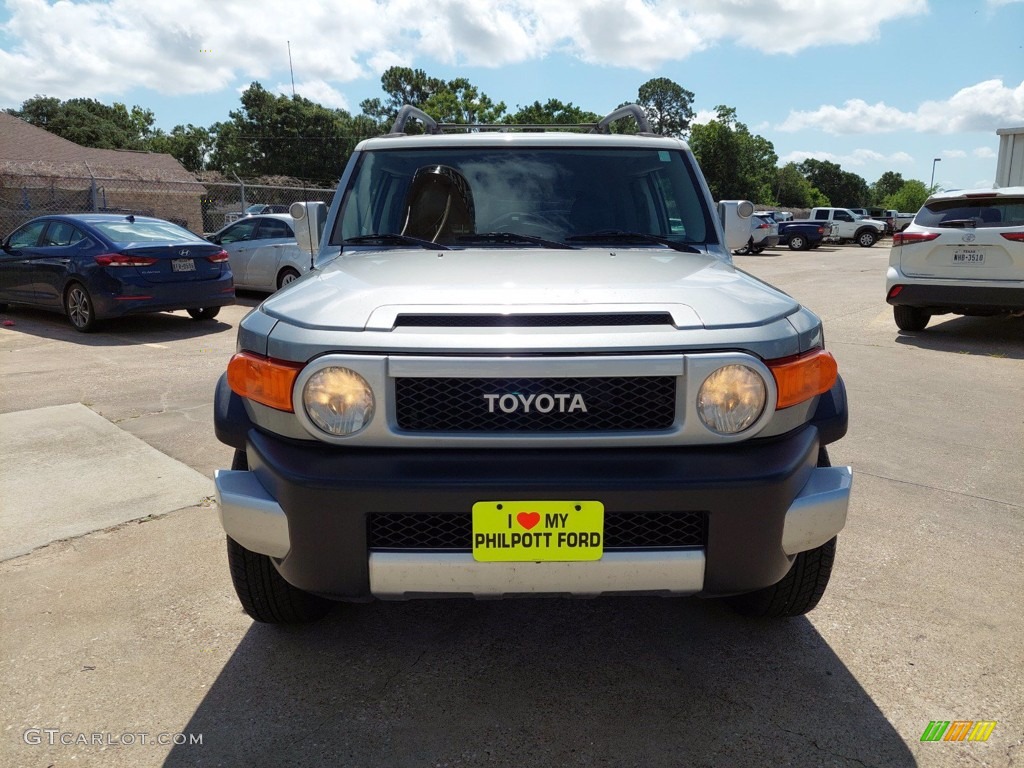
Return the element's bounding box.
[996,126,1024,187]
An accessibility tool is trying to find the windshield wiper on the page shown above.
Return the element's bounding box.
[565,230,702,254]
[456,232,577,250]
[343,233,452,250]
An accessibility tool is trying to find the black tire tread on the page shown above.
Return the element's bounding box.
[224,450,332,624]
[893,304,929,331]
[728,537,837,618]
[726,446,837,618]
[226,536,332,624]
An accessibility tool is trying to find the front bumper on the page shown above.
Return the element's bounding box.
[215,421,852,602]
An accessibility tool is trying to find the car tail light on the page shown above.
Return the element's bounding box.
[888,286,904,299]
[206,249,230,263]
[95,253,159,267]
[756,222,769,229]
[227,352,304,412]
[1000,233,1024,242]
[767,348,838,409]
[892,232,939,246]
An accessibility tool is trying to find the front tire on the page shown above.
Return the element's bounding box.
[225,449,333,624]
[64,282,97,332]
[726,446,837,618]
[187,307,221,321]
[227,537,334,624]
[857,230,878,247]
[788,234,808,251]
[893,304,930,331]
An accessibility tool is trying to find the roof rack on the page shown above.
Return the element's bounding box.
[384,103,658,137]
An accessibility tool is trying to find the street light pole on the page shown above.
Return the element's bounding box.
[930,157,941,190]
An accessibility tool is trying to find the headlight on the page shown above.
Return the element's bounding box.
[302,367,375,436]
[697,365,766,434]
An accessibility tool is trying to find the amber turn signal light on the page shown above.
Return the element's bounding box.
[768,348,838,409]
[227,352,304,412]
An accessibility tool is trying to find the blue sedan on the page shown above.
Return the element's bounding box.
[0,214,235,332]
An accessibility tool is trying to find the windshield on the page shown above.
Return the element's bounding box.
[332,146,716,247]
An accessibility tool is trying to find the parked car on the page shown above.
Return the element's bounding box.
[245,204,291,215]
[0,214,234,332]
[734,214,780,254]
[208,214,313,292]
[777,221,833,251]
[756,210,793,223]
[885,187,1024,331]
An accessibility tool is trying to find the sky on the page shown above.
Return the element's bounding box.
[1,0,1022,191]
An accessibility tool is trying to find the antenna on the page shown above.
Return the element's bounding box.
[287,41,296,97]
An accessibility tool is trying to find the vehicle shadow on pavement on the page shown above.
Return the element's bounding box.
[894,315,1024,360]
[165,598,915,768]
[0,306,234,345]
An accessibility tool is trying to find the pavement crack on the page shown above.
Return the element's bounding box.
[855,469,1022,510]
[775,726,873,767]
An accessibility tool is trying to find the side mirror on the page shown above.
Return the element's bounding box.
[290,201,328,256]
[717,200,755,253]
[208,234,221,245]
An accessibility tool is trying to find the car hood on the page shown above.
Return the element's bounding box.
[260,247,800,330]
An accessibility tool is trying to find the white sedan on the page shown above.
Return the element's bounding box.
[208,214,312,292]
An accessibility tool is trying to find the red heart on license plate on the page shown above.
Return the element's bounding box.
[517,512,540,530]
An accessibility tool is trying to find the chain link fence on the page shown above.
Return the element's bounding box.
[0,174,336,236]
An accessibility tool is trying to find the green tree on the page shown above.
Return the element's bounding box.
[775,162,829,208]
[797,159,870,208]
[635,77,695,137]
[504,99,601,126]
[147,124,212,173]
[359,67,445,128]
[871,171,905,205]
[689,107,777,203]
[423,77,506,124]
[208,82,365,181]
[883,180,930,213]
[8,95,155,150]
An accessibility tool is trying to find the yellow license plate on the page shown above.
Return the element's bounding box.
[471,500,604,562]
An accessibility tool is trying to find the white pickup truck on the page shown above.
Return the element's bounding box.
[796,208,886,247]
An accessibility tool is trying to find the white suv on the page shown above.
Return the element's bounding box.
[885,187,1024,331]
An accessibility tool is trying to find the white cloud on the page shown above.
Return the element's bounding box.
[780,149,915,167]
[974,146,997,158]
[777,79,1024,135]
[275,80,350,110]
[0,0,931,104]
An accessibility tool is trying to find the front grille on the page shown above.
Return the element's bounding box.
[368,511,706,551]
[395,313,674,327]
[395,376,676,432]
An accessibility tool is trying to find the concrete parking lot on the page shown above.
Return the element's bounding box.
[1,243,1022,767]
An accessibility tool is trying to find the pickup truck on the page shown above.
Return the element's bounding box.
[776,221,833,251]
[791,208,886,247]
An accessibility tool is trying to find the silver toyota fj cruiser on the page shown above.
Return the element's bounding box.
[213,105,852,623]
